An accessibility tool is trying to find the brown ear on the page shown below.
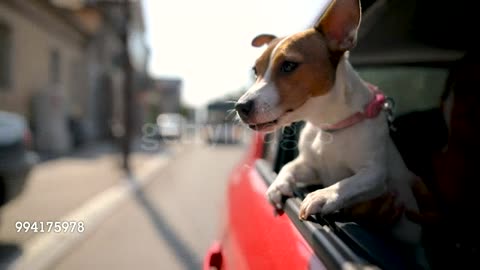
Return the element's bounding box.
[314,0,361,52]
[251,34,277,47]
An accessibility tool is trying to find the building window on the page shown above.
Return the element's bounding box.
[0,23,12,89]
[50,49,61,84]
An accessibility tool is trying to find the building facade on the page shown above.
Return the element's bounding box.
[0,0,150,155]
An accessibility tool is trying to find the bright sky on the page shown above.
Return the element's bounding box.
[143,0,330,108]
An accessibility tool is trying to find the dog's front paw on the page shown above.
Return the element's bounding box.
[266,171,295,209]
[299,188,340,220]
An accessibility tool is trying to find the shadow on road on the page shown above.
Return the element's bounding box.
[125,175,201,270]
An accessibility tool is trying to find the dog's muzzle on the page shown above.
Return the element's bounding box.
[235,100,254,121]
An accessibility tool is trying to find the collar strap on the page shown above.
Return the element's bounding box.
[322,82,386,132]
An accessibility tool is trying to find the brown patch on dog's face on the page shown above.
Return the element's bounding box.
[258,29,336,113]
[252,38,281,81]
[237,0,361,131]
[237,29,338,131]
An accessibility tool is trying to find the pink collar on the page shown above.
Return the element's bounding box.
[322,82,386,132]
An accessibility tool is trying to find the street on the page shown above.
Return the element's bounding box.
[0,141,247,270]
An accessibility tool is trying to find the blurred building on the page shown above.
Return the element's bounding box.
[144,78,182,122]
[156,78,182,114]
[0,0,150,155]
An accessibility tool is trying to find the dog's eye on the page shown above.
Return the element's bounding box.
[280,61,298,73]
[252,66,258,76]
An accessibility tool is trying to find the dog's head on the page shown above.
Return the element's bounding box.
[236,0,362,132]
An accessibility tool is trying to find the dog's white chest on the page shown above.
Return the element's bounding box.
[301,125,353,185]
[311,130,330,155]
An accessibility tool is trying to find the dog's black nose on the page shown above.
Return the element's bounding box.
[235,100,254,119]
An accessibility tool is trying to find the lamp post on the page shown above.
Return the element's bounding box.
[120,0,133,173]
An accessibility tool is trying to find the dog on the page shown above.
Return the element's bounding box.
[235,0,422,246]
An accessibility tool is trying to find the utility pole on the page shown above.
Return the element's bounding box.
[121,0,133,173]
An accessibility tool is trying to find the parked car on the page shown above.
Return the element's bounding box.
[204,0,478,269]
[0,111,38,206]
[156,113,185,140]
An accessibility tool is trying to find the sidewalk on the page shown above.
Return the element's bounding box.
[0,138,172,269]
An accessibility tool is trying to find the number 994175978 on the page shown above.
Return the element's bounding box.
[15,221,85,233]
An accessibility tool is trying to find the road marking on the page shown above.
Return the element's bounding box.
[9,151,176,270]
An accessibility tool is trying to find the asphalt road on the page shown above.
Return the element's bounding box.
[53,142,246,270]
[0,141,247,270]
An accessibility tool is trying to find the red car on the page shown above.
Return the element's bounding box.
[204,130,376,270]
[204,0,478,269]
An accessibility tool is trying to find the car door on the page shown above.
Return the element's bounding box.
[220,126,371,270]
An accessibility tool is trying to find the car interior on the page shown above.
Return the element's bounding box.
[256,0,479,269]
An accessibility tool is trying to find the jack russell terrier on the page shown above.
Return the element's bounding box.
[235,0,422,246]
